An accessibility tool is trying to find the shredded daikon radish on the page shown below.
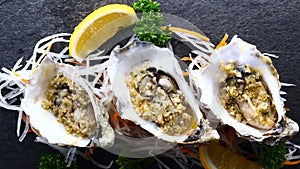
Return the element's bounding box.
[66,148,77,167]
[263,53,279,58]
[17,111,23,137]
[18,114,29,142]
[281,82,296,87]
[22,33,71,71]
[37,136,113,169]
[286,142,300,161]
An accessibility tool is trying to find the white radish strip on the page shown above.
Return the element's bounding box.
[66,148,77,167]
[0,102,22,111]
[18,115,29,142]
[22,33,71,71]
[0,80,11,103]
[12,57,24,71]
[17,111,23,137]
[262,53,279,58]
[280,82,296,87]
[280,91,287,95]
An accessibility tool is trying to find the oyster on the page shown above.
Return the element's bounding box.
[190,35,299,143]
[21,57,114,147]
[107,40,219,143]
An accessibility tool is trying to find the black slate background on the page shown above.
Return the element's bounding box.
[0,0,299,169]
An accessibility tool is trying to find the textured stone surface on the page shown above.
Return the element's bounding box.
[0,0,299,168]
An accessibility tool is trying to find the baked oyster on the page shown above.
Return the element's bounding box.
[21,57,114,147]
[189,36,299,144]
[107,40,219,143]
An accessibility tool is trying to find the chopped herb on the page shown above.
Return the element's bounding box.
[259,142,286,169]
[263,111,269,116]
[116,156,154,169]
[133,0,172,47]
[39,153,79,169]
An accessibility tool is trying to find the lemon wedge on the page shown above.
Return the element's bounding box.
[69,4,137,62]
[199,143,262,169]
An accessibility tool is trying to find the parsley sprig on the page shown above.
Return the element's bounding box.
[259,142,286,169]
[39,153,79,169]
[133,0,172,47]
[116,156,155,169]
[133,0,160,13]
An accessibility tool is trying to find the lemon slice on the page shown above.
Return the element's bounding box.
[199,143,262,169]
[69,4,137,62]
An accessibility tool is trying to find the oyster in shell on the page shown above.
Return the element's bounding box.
[21,57,114,147]
[189,36,299,143]
[107,40,219,143]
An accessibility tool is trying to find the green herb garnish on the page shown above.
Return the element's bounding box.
[133,0,172,47]
[263,111,269,116]
[116,156,154,169]
[133,0,160,13]
[39,153,79,169]
[259,142,286,169]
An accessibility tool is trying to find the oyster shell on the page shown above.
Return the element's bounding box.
[189,36,299,144]
[21,57,114,147]
[107,40,219,143]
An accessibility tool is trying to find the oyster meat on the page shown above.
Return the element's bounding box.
[218,62,277,130]
[107,40,219,143]
[21,57,114,147]
[189,36,299,143]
